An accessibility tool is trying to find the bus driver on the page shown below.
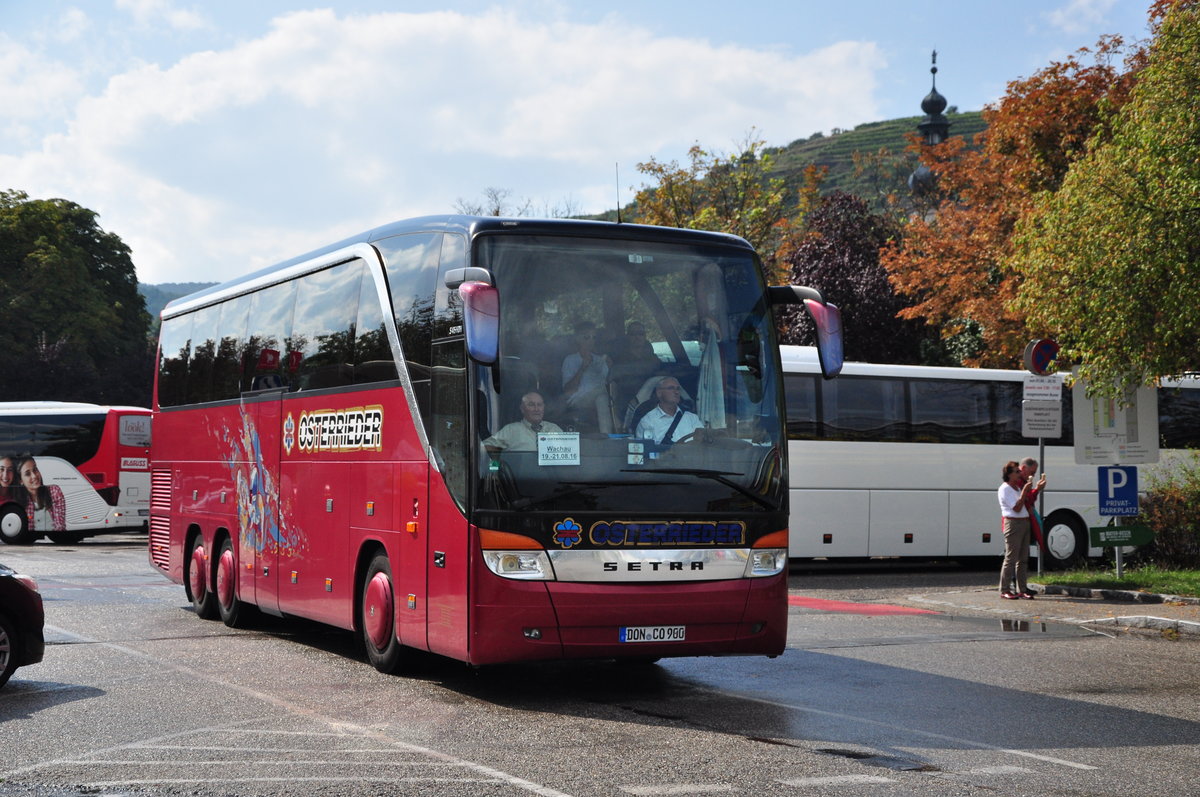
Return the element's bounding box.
[636,377,703,445]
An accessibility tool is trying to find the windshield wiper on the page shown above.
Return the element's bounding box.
[511,480,674,511]
[622,468,778,511]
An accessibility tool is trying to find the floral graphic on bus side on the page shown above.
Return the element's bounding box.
[220,407,305,558]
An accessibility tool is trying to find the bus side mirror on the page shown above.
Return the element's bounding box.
[460,281,499,365]
[768,285,843,379]
[804,299,843,379]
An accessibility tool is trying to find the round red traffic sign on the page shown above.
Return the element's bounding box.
[1023,338,1060,376]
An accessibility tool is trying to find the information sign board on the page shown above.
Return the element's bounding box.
[1072,372,1159,465]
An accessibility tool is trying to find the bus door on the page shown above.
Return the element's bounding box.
[116,412,152,524]
[241,389,285,616]
[424,341,471,658]
[392,461,428,650]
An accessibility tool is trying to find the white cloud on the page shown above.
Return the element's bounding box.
[115,0,210,31]
[1045,0,1118,35]
[2,8,885,283]
[55,8,92,43]
[0,35,84,146]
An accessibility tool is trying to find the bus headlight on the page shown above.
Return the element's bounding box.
[482,550,554,580]
[746,548,787,577]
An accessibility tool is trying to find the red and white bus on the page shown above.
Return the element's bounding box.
[149,216,841,671]
[0,402,152,544]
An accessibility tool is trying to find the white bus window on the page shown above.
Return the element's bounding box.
[910,379,992,444]
[820,376,906,441]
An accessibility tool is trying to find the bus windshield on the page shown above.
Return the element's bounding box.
[472,234,784,514]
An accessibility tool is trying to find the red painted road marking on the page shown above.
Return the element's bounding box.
[788,596,940,616]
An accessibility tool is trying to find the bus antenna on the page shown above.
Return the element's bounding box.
[615,163,622,223]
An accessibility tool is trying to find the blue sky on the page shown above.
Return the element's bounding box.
[1,0,1153,284]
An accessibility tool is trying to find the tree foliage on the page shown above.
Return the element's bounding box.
[779,191,925,362]
[1011,2,1200,393]
[633,135,817,284]
[881,36,1139,367]
[0,190,153,405]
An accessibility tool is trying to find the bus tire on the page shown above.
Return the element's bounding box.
[216,536,249,628]
[361,552,405,674]
[1042,512,1087,570]
[0,504,37,545]
[187,537,219,620]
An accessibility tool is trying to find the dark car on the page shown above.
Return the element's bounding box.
[0,561,45,688]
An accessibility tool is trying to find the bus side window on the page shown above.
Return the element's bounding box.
[822,376,906,442]
[784,373,820,439]
[244,281,297,393]
[377,232,443,416]
[213,293,252,401]
[185,304,221,405]
[911,379,992,444]
[353,264,399,384]
[291,260,363,391]
[157,313,193,408]
[1159,387,1200,449]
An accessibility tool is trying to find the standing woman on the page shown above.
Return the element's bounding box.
[16,456,66,532]
[998,461,1037,600]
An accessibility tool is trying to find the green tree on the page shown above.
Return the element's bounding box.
[634,134,816,283]
[0,190,153,405]
[882,35,1138,368]
[1010,3,1200,394]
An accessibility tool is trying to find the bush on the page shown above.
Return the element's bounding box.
[1135,452,1200,568]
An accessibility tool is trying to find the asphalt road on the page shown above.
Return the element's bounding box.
[2,534,1198,796]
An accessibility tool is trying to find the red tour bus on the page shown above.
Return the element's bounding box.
[1,401,152,544]
[149,216,841,671]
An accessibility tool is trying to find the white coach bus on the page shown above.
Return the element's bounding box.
[781,346,1200,568]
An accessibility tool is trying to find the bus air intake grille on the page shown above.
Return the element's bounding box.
[149,516,171,570]
[151,469,173,512]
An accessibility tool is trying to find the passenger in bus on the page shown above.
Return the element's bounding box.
[0,454,15,500]
[15,456,66,532]
[636,377,704,445]
[997,460,1041,600]
[561,321,614,433]
[609,321,661,411]
[483,391,563,454]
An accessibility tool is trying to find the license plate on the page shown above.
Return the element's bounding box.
[619,625,685,643]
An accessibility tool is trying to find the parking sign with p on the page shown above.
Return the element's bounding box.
[1098,465,1138,516]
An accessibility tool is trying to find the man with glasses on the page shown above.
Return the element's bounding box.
[636,376,703,445]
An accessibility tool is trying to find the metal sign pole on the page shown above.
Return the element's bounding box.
[1038,436,1045,576]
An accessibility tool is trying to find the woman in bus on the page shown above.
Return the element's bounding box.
[16,456,66,532]
[997,461,1040,600]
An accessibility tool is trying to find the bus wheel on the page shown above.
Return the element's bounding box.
[216,537,248,628]
[187,538,219,620]
[361,553,404,674]
[0,505,37,545]
[1042,512,1087,571]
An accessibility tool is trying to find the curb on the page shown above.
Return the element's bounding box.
[1035,583,1200,606]
[1032,583,1200,637]
[1081,615,1200,637]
